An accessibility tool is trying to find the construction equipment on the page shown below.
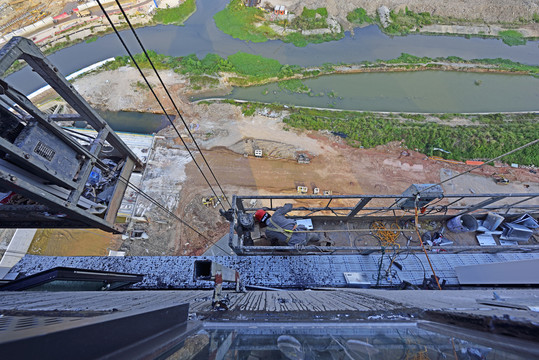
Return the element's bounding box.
[493,174,510,185]
[194,260,242,309]
[202,195,226,208]
[0,37,140,232]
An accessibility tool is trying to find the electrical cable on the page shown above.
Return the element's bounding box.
[111,0,232,209]
[96,0,227,211]
[371,221,401,248]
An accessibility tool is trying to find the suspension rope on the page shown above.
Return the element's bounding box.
[111,0,232,209]
[116,174,209,241]
[414,205,442,290]
[117,175,232,254]
[96,0,226,211]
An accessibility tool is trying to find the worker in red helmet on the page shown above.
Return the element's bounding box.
[254,203,319,246]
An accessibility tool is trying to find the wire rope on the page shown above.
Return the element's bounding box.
[96,0,227,211]
[418,138,539,196]
[111,0,232,209]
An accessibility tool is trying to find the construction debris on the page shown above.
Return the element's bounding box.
[202,196,226,208]
[297,154,310,164]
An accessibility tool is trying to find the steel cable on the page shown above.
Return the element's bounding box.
[111,0,232,209]
[96,0,227,211]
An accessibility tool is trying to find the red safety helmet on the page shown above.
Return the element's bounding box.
[254,209,267,222]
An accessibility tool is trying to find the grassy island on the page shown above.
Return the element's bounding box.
[213,0,343,47]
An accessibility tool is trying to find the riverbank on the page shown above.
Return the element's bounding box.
[214,0,539,47]
[94,51,539,94]
[70,60,538,166]
[2,0,197,77]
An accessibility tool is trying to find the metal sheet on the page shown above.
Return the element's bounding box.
[455,259,539,285]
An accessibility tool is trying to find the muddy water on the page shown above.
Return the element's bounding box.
[72,111,170,134]
[6,0,539,95]
[220,71,539,113]
[97,111,171,134]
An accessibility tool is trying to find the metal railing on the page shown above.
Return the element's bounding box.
[228,193,539,255]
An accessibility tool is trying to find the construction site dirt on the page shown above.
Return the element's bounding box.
[23,67,539,257]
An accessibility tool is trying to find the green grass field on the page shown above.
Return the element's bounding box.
[153,0,196,25]
[498,30,526,46]
[282,108,539,166]
[213,0,269,42]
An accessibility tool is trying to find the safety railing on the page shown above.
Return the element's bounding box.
[227,193,539,255]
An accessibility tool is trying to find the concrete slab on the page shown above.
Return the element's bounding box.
[0,229,37,274]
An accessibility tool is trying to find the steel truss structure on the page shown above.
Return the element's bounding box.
[0,37,141,232]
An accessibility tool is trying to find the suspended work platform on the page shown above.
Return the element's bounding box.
[227,192,539,256]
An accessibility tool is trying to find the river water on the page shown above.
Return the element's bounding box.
[97,111,172,134]
[6,0,539,96]
[220,71,539,113]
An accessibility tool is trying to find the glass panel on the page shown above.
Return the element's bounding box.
[165,323,528,360]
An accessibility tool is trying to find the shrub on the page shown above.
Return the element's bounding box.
[347,8,373,24]
[283,108,539,165]
[283,32,308,47]
[278,79,310,93]
[498,30,526,46]
[153,0,196,25]
[227,52,282,77]
[213,0,268,42]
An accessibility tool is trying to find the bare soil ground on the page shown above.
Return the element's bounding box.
[27,229,122,256]
[27,65,539,256]
[4,61,536,257]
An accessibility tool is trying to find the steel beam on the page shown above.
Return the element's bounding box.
[7,37,140,167]
[347,197,372,218]
[0,137,77,189]
[456,197,504,216]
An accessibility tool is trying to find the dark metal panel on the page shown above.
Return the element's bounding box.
[0,303,190,360]
[0,80,94,160]
[0,267,143,291]
[0,168,118,232]
[0,136,77,189]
